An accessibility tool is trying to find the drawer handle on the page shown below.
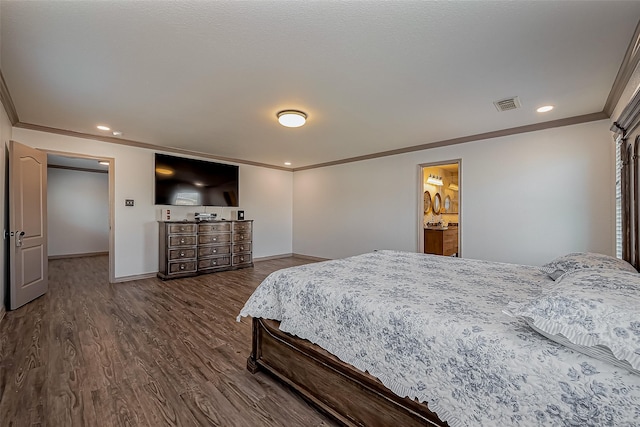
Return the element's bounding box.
[213,237,217,241]
[239,246,244,251]
[240,257,244,262]
[180,227,185,231]
[180,252,185,257]
[180,264,185,270]
[180,239,185,244]
[213,248,217,253]
[239,236,244,240]
[212,261,217,265]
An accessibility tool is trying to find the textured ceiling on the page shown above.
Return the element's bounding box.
[2,1,640,168]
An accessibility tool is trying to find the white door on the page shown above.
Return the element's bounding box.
[9,140,48,310]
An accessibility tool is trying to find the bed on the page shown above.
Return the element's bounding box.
[238,250,640,426]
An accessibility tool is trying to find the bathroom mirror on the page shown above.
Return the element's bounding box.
[433,193,442,214]
[424,191,431,214]
[444,195,451,212]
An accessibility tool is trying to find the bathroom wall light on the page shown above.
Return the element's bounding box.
[449,183,459,191]
[427,174,443,186]
[277,110,307,127]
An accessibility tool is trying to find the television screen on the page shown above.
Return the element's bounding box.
[154,154,239,206]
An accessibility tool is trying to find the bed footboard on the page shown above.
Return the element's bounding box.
[247,317,447,427]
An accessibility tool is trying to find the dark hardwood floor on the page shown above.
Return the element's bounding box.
[0,255,336,426]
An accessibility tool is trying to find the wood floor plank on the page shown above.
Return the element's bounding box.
[0,255,336,426]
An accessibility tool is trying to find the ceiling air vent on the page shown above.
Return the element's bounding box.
[493,96,521,112]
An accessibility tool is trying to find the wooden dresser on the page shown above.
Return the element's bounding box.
[158,220,253,279]
[424,226,458,256]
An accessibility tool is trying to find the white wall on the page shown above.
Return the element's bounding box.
[12,127,293,279]
[47,167,109,257]
[293,119,614,266]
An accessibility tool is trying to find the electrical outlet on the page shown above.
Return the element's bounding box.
[125,199,134,207]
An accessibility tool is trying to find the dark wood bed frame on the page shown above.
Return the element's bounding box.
[247,318,447,426]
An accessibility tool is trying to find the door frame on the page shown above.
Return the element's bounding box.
[44,149,116,283]
[417,159,462,255]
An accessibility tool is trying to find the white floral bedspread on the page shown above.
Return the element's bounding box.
[238,250,640,426]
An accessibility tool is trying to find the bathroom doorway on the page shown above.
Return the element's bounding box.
[418,160,461,256]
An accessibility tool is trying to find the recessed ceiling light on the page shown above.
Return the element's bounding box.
[536,105,554,113]
[98,161,109,166]
[277,110,307,128]
[284,162,292,166]
[97,125,110,131]
[112,131,123,137]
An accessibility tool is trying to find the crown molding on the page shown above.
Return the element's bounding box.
[293,111,608,171]
[604,19,640,117]
[14,122,292,172]
[0,69,19,125]
[47,164,108,174]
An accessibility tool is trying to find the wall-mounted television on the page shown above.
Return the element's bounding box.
[154,153,239,206]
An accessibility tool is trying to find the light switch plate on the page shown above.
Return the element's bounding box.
[125,199,134,206]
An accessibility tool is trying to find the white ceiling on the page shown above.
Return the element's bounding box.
[2,1,639,169]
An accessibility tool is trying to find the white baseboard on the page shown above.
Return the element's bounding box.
[49,251,109,260]
[292,253,330,262]
[253,253,293,262]
[111,272,157,283]
[0,305,6,324]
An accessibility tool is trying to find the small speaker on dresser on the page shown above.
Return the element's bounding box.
[237,210,245,220]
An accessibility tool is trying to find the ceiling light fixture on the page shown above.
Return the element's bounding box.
[98,161,109,166]
[112,131,123,137]
[277,110,307,128]
[449,183,459,191]
[536,105,554,113]
[97,125,110,131]
[427,174,443,186]
[284,162,292,166]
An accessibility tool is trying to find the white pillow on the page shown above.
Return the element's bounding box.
[505,268,640,373]
[541,252,637,281]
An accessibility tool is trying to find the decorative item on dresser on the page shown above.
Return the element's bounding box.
[157,220,253,279]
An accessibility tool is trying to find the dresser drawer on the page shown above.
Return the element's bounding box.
[198,222,231,233]
[233,232,251,243]
[233,222,252,233]
[232,242,251,254]
[168,261,197,274]
[168,224,197,234]
[198,256,231,270]
[233,253,252,266]
[198,233,231,245]
[168,235,197,247]
[198,245,231,257]
[168,248,196,261]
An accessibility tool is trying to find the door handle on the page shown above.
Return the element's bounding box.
[16,231,25,247]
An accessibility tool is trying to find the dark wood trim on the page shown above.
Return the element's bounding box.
[0,69,19,125]
[47,164,108,174]
[604,19,640,117]
[48,251,109,260]
[293,112,608,171]
[249,317,447,427]
[14,122,293,172]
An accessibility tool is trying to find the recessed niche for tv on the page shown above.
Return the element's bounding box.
[154,153,239,206]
